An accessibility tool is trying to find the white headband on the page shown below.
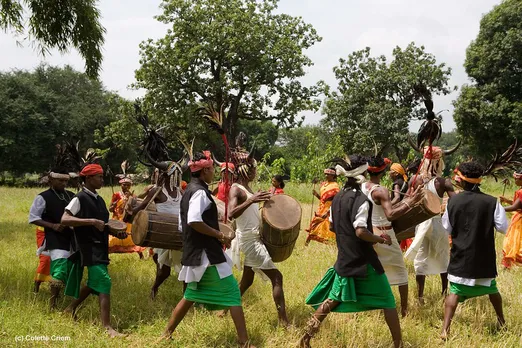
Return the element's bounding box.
[335,164,368,184]
[49,172,70,180]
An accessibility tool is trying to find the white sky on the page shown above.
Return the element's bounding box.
[0,0,502,131]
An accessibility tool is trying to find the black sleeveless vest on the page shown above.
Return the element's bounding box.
[180,179,226,266]
[39,188,74,251]
[447,189,498,279]
[331,188,383,277]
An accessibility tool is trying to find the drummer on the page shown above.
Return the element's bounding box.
[226,147,290,326]
[362,156,423,317]
[61,163,125,337]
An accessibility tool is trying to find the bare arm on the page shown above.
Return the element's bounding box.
[391,184,401,205]
[355,227,390,245]
[228,186,270,219]
[504,198,522,212]
[32,219,64,232]
[132,187,157,215]
[61,211,105,231]
[374,184,423,221]
[443,177,456,198]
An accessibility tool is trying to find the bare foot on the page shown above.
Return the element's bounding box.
[297,334,311,348]
[401,308,408,318]
[217,309,228,318]
[418,297,425,306]
[106,327,126,338]
[440,330,449,341]
[238,341,256,348]
[150,287,158,300]
[63,306,78,321]
[156,333,172,344]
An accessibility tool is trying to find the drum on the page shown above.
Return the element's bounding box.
[107,219,127,233]
[395,226,416,242]
[123,197,157,223]
[392,189,441,234]
[131,210,182,249]
[261,194,302,263]
[213,196,227,222]
[219,222,235,241]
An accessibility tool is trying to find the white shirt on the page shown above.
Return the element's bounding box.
[177,188,232,283]
[65,187,98,216]
[329,190,370,229]
[441,200,508,286]
[29,195,47,223]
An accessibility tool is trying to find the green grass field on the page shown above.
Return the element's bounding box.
[1,180,521,347]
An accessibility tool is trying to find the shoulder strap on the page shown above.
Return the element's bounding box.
[145,186,162,210]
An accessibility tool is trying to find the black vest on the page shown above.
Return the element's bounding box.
[447,190,498,279]
[70,190,110,266]
[39,189,75,251]
[331,187,384,277]
[180,179,226,266]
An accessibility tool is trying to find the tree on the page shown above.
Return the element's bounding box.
[0,0,105,77]
[134,0,323,141]
[322,43,454,161]
[453,0,522,159]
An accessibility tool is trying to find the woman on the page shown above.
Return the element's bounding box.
[270,174,286,195]
[305,168,340,245]
[389,163,409,205]
[501,169,522,268]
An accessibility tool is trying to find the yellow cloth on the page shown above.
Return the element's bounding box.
[502,190,522,268]
[390,163,408,182]
[108,191,144,253]
[306,181,340,244]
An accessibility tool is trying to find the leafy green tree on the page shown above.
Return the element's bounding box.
[323,43,454,161]
[0,0,105,77]
[453,0,522,158]
[134,0,323,141]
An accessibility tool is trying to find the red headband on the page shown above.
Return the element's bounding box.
[368,158,391,173]
[80,164,103,177]
[220,162,235,172]
[189,151,214,172]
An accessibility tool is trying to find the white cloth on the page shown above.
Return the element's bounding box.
[65,187,98,216]
[177,186,232,283]
[228,183,277,280]
[29,195,46,223]
[441,196,508,286]
[49,249,72,261]
[154,186,182,271]
[329,190,369,229]
[362,183,408,286]
[405,179,450,275]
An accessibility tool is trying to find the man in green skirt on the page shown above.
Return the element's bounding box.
[441,161,508,339]
[299,155,402,348]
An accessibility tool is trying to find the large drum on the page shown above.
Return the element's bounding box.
[123,197,157,223]
[132,210,182,249]
[261,194,302,263]
[392,189,441,235]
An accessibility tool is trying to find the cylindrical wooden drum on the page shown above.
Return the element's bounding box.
[261,194,302,263]
[131,210,182,249]
[123,197,157,223]
[392,189,441,234]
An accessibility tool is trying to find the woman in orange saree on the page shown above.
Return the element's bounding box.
[305,168,340,245]
[501,170,522,268]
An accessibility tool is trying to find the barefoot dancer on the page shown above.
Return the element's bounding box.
[500,169,522,268]
[29,167,75,307]
[61,164,125,337]
[162,152,253,347]
[299,155,402,348]
[440,161,507,339]
[227,147,289,326]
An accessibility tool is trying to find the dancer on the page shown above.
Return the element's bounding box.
[362,156,423,317]
[305,168,340,245]
[389,163,409,205]
[500,169,522,268]
[270,175,286,195]
[162,152,253,347]
[299,155,402,348]
[441,161,508,339]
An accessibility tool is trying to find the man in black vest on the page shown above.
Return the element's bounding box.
[61,163,125,337]
[441,161,508,339]
[161,152,252,347]
[299,155,402,348]
[29,166,75,308]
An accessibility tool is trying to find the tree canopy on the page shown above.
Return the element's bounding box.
[453,0,522,158]
[0,0,105,78]
[134,0,323,142]
[322,43,454,161]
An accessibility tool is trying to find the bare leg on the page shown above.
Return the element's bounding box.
[416,275,425,304]
[151,265,171,300]
[162,299,194,338]
[261,269,289,326]
[64,286,93,318]
[441,293,459,340]
[49,283,62,310]
[219,267,255,318]
[99,294,124,337]
[488,293,506,328]
[138,251,144,259]
[440,273,448,296]
[383,308,403,348]
[33,280,42,293]
[298,299,340,348]
[398,284,408,317]
[229,306,253,347]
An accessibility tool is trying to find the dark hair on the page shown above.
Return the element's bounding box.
[191,152,210,178]
[406,158,421,174]
[457,161,484,179]
[367,156,386,176]
[273,175,285,189]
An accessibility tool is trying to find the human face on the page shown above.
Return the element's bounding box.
[389,171,397,180]
[121,183,131,193]
[86,174,104,190]
[272,178,279,188]
[50,177,69,191]
[325,174,335,182]
[201,166,215,184]
[247,165,257,182]
[515,178,522,187]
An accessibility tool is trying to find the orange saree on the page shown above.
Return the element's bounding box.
[306,181,340,244]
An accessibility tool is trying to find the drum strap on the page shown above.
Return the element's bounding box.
[145,186,163,211]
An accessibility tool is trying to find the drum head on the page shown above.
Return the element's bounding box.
[107,219,127,232]
[131,210,149,245]
[219,222,236,240]
[262,194,301,230]
[423,190,442,215]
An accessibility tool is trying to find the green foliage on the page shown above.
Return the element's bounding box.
[323,43,454,161]
[0,0,105,78]
[453,0,522,159]
[134,0,324,141]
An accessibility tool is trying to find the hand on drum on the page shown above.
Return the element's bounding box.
[250,190,272,203]
[407,182,424,206]
[380,233,392,245]
[218,231,233,249]
[92,219,106,231]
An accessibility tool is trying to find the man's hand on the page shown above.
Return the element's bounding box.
[249,190,271,203]
[92,219,106,231]
[53,223,66,232]
[218,231,233,249]
[406,182,424,206]
[116,231,128,240]
[380,233,392,245]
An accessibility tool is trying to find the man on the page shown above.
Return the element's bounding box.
[227,148,289,326]
[29,167,75,308]
[61,163,124,337]
[405,146,456,303]
[162,152,253,347]
[440,161,507,339]
[299,155,402,348]
[362,156,423,317]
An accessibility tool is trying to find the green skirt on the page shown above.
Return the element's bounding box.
[184,266,241,311]
[450,280,499,302]
[64,263,112,299]
[306,265,396,312]
[50,258,73,284]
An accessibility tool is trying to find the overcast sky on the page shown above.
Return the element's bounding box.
[0,0,502,131]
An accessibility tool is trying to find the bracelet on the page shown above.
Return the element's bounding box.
[403,200,411,209]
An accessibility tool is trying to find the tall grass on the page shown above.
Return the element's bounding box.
[0,179,521,347]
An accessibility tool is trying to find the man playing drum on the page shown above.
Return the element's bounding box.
[225,147,290,326]
[162,152,253,347]
[362,156,423,317]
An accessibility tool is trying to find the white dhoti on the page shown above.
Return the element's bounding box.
[374,228,409,286]
[154,248,182,273]
[405,216,449,276]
